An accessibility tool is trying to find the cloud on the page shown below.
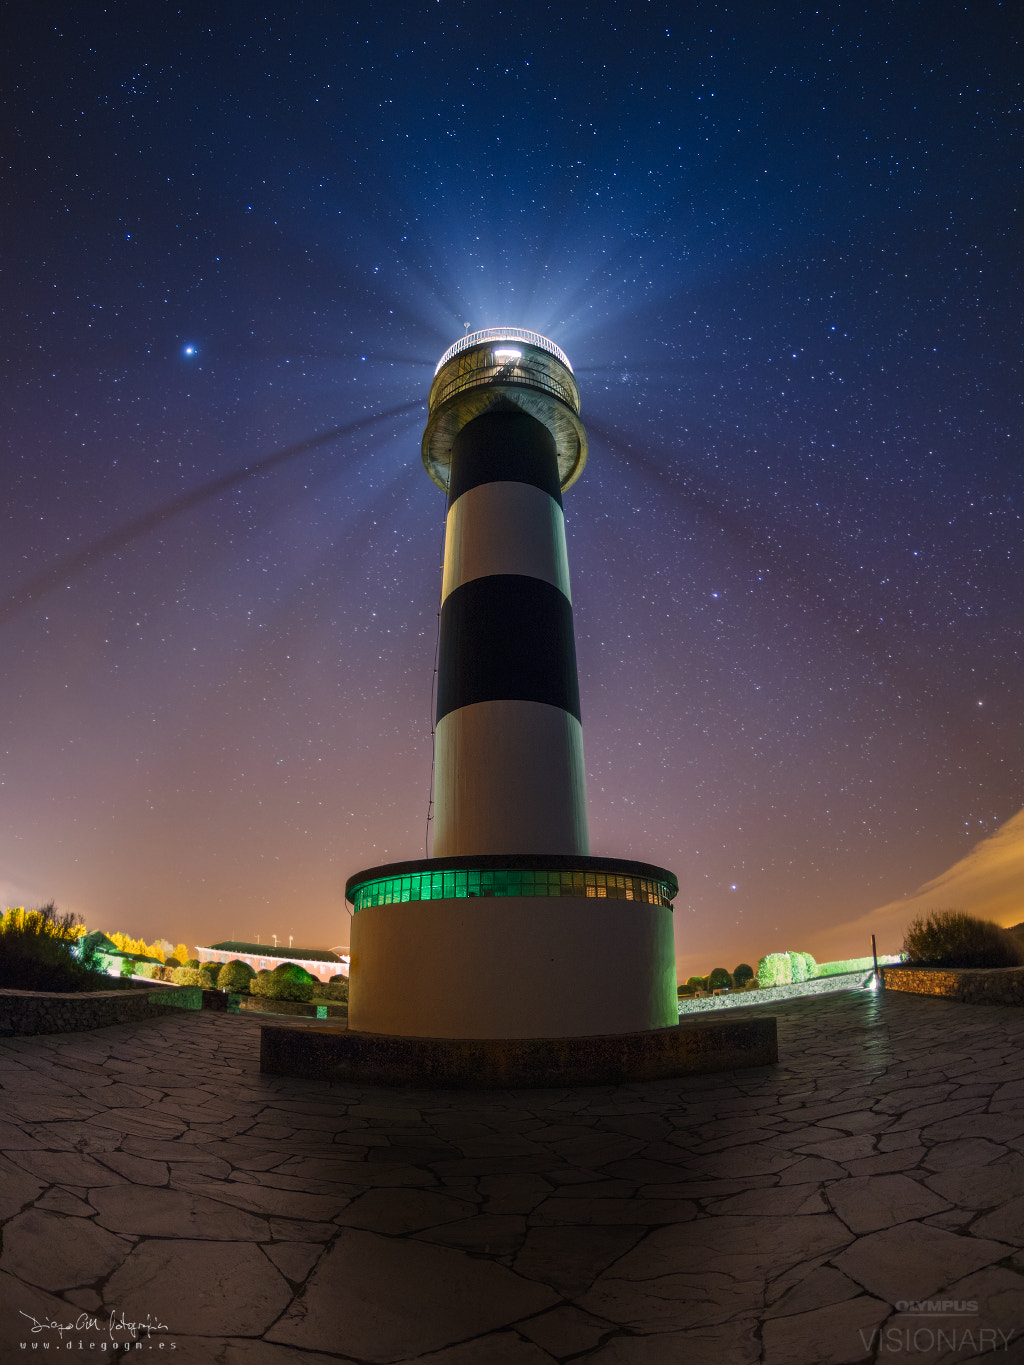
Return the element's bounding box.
[805,808,1024,961]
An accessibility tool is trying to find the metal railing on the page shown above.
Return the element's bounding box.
[435,328,573,375]
[431,358,578,414]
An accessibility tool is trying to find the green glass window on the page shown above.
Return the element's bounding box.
[351,866,673,912]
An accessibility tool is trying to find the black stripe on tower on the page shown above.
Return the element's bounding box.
[436,407,580,726]
[436,575,581,723]
[447,409,563,506]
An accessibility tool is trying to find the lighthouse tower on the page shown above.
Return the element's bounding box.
[427,333,589,861]
[346,329,679,1040]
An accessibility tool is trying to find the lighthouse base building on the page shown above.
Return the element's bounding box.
[346,855,678,1039]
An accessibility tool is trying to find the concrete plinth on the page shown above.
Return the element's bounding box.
[259,1017,778,1088]
[348,894,678,1038]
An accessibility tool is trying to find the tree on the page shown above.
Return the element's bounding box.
[733,963,754,987]
[708,967,733,991]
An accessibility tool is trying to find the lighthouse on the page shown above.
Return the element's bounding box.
[345,329,679,1041]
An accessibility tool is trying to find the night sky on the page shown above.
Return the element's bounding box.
[3,2,1020,979]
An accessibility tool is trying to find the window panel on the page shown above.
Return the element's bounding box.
[351,868,672,911]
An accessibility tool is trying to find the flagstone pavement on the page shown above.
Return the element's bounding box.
[0,988,1022,1365]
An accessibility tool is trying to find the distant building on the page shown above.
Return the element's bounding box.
[196,941,350,982]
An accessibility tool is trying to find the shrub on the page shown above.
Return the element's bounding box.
[251,964,315,1003]
[171,965,216,988]
[708,967,733,991]
[184,958,201,970]
[757,953,792,988]
[164,957,181,969]
[312,978,349,1003]
[251,969,275,997]
[0,902,108,992]
[683,975,707,993]
[816,955,880,977]
[733,963,754,987]
[217,959,256,993]
[786,951,809,984]
[143,964,176,983]
[902,911,1024,970]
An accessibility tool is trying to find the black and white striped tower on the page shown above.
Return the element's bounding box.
[346,329,678,1041]
[430,346,588,858]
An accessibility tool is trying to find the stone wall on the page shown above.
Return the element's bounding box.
[678,969,874,1015]
[0,985,202,1036]
[239,997,348,1021]
[261,1016,778,1088]
[882,965,1024,1007]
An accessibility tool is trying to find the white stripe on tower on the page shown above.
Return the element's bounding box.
[432,408,590,859]
[441,482,572,605]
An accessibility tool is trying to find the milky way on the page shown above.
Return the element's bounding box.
[2,2,1020,974]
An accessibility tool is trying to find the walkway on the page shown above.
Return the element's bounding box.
[0,989,1021,1363]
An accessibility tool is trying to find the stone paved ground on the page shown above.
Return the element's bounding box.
[0,989,1022,1364]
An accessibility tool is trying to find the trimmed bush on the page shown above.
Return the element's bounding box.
[757,953,793,988]
[816,955,879,977]
[312,978,349,1003]
[136,962,168,980]
[733,963,754,987]
[251,963,315,1003]
[708,967,733,991]
[184,958,202,970]
[786,951,809,984]
[902,911,1024,970]
[217,959,256,993]
[251,969,275,996]
[275,960,315,979]
[172,964,216,988]
[164,957,181,968]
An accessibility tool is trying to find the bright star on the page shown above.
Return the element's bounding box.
[183,344,197,357]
